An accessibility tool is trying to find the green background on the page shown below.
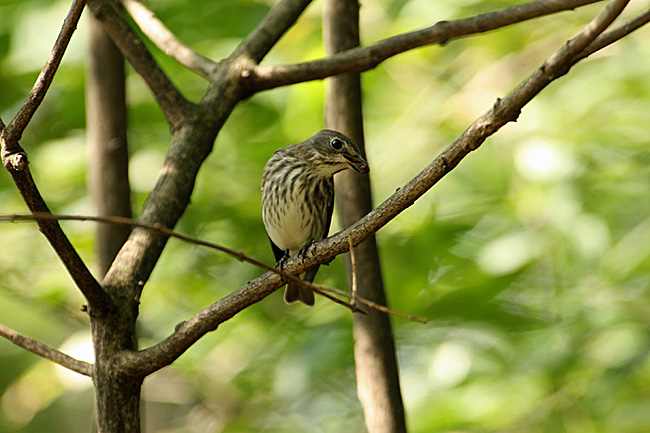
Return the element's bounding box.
[1,0,649,431]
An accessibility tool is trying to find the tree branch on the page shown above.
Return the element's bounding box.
[578,6,650,58]
[0,0,107,311]
[0,159,107,309]
[119,0,631,377]
[247,0,605,92]
[120,0,218,79]
[233,0,313,63]
[86,0,196,127]
[1,0,86,146]
[0,323,93,377]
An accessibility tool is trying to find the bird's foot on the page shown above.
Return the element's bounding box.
[276,251,290,271]
[297,240,316,259]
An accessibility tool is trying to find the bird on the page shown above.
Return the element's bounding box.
[261,129,370,306]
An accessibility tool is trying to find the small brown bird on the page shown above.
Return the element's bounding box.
[261,130,370,306]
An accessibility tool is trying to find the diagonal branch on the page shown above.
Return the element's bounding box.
[247,0,606,92]
[0,166,107,310]
[316,0,630,258]
[86,0,196,127]
[233,0,313,63]
[119,0,631,377]
[0,0,107,311]
[120,0,218,79]
[0,323,93,377]
[1,0,86,147]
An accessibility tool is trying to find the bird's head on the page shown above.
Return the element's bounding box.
[302,129,370,176]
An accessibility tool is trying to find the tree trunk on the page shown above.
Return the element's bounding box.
[323,1,407,432]
[87,13,141,432]
[86,12,132,278]
[92,310,142,432]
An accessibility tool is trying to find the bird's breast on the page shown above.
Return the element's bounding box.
[262,173,333,254]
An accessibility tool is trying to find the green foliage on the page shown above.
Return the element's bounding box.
[1,0,650,432]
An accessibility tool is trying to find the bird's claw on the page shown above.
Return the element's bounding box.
[297,240,316,259]
[276,251,290,271]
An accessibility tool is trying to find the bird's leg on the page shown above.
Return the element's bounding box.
[298,240,335,265]
[275,250,292,285]
[297,240,316,260]
[276,250,291,271]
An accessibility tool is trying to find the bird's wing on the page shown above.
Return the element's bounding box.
[325,188,334,238]
[269,237,286,264]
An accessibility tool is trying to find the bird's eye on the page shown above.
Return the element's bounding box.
[331,138,343,150]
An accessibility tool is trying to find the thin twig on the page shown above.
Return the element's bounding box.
[120,0,218,79]
[1,0,86,146]
[0,212,432,322]
[308,283,428,324]
[1,213,369,316]
[0,323,93,377]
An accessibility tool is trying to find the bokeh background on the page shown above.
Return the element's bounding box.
[1,0,649,431]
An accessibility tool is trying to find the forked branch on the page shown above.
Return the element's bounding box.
[120,0,218,79]
[86,0,195,127]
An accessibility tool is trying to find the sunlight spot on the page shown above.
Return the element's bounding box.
[55,332,94,390]
[129,149,165,192]
[585,324,647,368]
[477,232,537,275]
[273,357,309,399]
[515,139,575,181]
[428,341,472,388]
[574,213,611,259]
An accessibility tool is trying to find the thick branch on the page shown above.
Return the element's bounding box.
[121,0,630,377]
[248,0,605,92]
[120,0,218,79]
[86,0,195,127]
[0,323,93,377]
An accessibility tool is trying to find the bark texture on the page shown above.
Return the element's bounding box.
[324,1,407,431]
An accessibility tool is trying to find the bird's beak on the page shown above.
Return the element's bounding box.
[340,153,370,174]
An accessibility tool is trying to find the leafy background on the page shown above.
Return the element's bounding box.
[1,0,649,432]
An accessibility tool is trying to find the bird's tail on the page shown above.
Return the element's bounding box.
[283,265,319,306]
